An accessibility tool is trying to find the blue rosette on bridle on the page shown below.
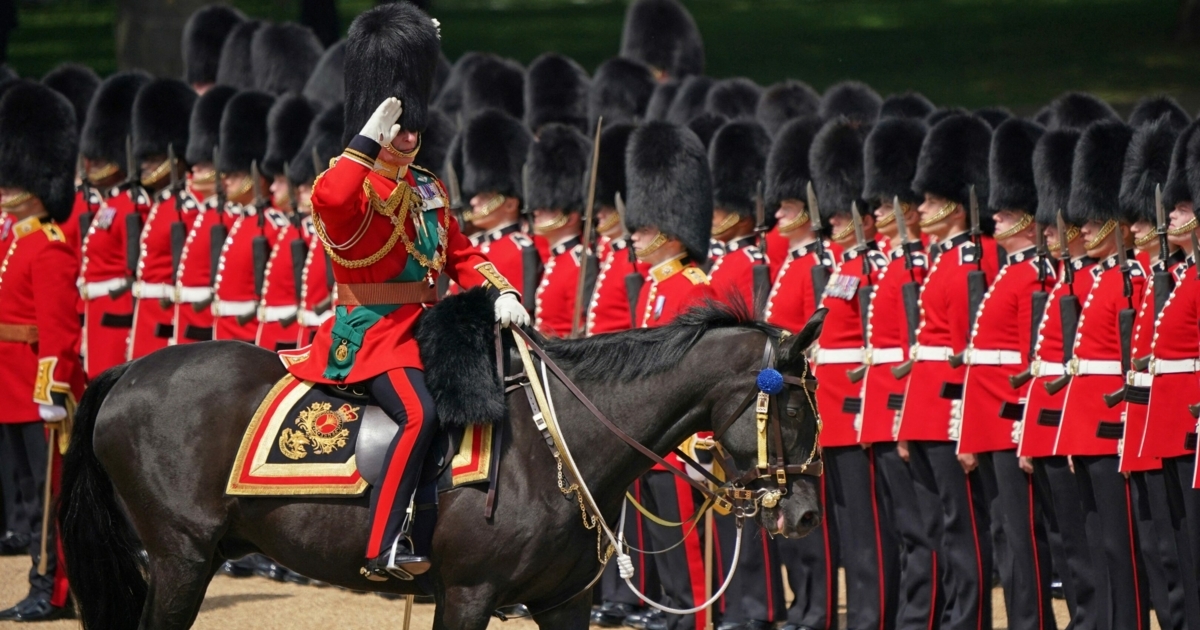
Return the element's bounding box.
[757,368,784,395]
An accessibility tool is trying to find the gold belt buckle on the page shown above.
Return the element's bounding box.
[1068,357,1080,375]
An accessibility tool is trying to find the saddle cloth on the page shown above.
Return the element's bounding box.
[225,374,494,497]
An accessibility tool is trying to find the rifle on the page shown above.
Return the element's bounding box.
[1045,211,1080,395]
[617,192,644,328]
[1102,228,1137,407]
[285,163,308,328]
[243,161,271,326]
[206,146,227,310]
[847,202,874,383]
[124,135,144,281]
[751,180,772,320]
[76,153,94,238]
[1152,183,1175,319]
[806,182,831,304]
[949,185,987,368]
[891,196,922,379]
[1010,221,1051,388]
[167,145,187,284]
[571,117,603,338]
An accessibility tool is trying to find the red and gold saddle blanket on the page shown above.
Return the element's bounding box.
[226,374,494,497]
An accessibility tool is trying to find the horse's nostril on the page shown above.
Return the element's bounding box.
[798,510,820,529]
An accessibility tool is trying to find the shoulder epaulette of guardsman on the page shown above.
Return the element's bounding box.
[682,266,708,285]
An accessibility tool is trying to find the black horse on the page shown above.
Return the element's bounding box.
[58,303,825,630]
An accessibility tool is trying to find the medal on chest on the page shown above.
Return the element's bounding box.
[824,272,860,300]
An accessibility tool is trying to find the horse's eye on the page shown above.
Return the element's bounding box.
[787,407,799,418]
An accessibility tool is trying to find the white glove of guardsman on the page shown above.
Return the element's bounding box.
[495,293,529,328]
[361,97,404,146]
[39,405,68,423]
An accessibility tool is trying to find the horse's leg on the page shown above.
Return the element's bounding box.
[138,545,220,630]
[433,586,497,630]
[530,588,594,630]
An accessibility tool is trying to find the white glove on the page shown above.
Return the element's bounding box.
[359,97,404,147]
[39,404,67,423]
[494,292,529,328]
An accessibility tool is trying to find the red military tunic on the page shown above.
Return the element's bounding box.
[296,215,332,347]
[78,186,139,376]
[129,188,184,358]
[585,236,643,335]
[813,245,888,448]
[764,225,789,281]
[897,233,999,442]
[708,234,767,309]
[1055,255,1147,456]
[172,192,219,344]
[0,216,86,422]
[211,206,284,342]
[1137,256,1200,461]
[957,248,1052,454]
[279,144,511,385]
[763,241,824,334]
[61,189,86,252]
[470,222,547,303]
[255,215,302,351]
[858,242,928,443]
[636,254,713,329]
[534,235,582,338]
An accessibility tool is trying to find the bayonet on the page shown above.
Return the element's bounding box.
[806,181,831,304]
[77,152,94,236]
[1057,210,1073,287]
[1013,218,1052,388]
[615,191,628,237]
[893,195,921,350]
[1156,184,1169,265]
[167,144,180,196]
[751,180,772,319]
[251,160,268,214]
[284,163,300,219]
[1045,210,1079,395]
[616,191,644,327]
[968,184,982,270]
[846,201,874,383]
[955,186,987,368]
[571,117,604,338]
[445,157,463,212]
[1151,183,1175,319]
[850,201,867,252]
[124,135,138,191]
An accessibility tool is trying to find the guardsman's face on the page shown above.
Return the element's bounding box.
[0,188,41,219]
[595,206,623,239]
[874,198,899,238]
[467,192,516,230]
[191,163,217,195]
[827,213,854,246]
[139,157,171,191]
[1044,224,1063,258]
[1169,201,1196,248]
[269,175,290,209]
[296,183,314,214]
[1080,219,1118,258]
[1129,219,1156,252]
[222,172,255,205]
[918,193,962,239]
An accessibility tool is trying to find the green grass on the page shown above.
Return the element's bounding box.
[9,0,1200,113]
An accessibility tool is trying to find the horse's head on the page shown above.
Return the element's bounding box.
[709,309,825,539]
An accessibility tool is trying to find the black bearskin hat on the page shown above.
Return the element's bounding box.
[81,70,152,167]
[525,53,590,133]
[217,91,276,174]
[1045,92,1118,132]
[132,78,197,163]
[461,54,525,122]
[619,0,704,80]
[432,52,487,122]
[1033,130,1083,225]
[1128,95,1191,132]
[757,80,820,137]
[288,103,344,186]
[645,79,680,122]
[416,109,456,182]
[912,113,992,208]
[988,118,1044,213]
[1185,127,1200,209]
[625,121,713,263]
[863,117,927,205]
[880,92,934,120]
[595,122,636,209]
[809,117,868,219]
[215,20,263,90]
[1164,120,1200,208]
[1119,116,1177,224]
[41,63,99,134]
[183,5,245,87]
[974,107,1012,129]
[666,75,713,125]
[705,77,761,121]
[343,2,442,146]
[687,112,727,150]
[1068,120,1134,224]
[587,57,655,129]
[0,81,78,222]
[765,116,823,209]
[186,85,237,166]
[709,120,771,219]
[262,94,316,179]
[461,109,532,201]
[819,81,881,124]
[303,39,346,111]
[251,22,324,96]
[526,123,592,213]
[926,107,970,128]
[432,52,452,102]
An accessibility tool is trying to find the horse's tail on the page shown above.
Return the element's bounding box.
[59,362,146,630]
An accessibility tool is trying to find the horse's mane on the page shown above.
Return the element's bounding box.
[542,300,777,383]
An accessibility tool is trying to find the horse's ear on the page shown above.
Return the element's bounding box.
[779,308,826,369]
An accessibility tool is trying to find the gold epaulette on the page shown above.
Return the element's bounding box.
[682,267,709,285]
[42,223,65,242]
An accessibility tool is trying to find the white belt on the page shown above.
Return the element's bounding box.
[1150,357,1200,375]
[175,286,213,304]
[1128,372,1153,387]
[866,347,905,365]
[815,348,865,364]
[913,345,953,361]
[964,349,1022,366]
[1031,360,1065,378]
[298,309,333,327]
[212,299,257,317]
[258,304,298,322]
[133,281,172,299]
[78,277,129,300]
[1068,358,1123,376]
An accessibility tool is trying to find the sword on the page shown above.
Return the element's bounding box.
[571,117,603,338]
[847,202,873,383]
[1045,210,1079,395]
[36,425,55,576]
[806,182,830,303]
[751,180,771,319]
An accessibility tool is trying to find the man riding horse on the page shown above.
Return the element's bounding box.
[277,2,528,580]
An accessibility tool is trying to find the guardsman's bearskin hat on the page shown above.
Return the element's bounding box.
[183,5,245,88]
[186,85,236,166]
[809,117,868,219]
[1045,92,1118,132]
[705,77,761,121]
[912,113,992,209]
[525,53,590,133]
[765,116,822,209]
[819,81,881,124]
[594,122,636,209]
[217,90,276,174]
[526,123,592,213]
[974,107,1012,129]
[619,0,704,80]
[303,39,346,111]
[625,121,713,263]
[645,79,680,122]
[862,117,927,205]
[0,81,78,222]
[461,109,532,201]
[1185,126,1200,208]
[262,94,316,178]
[709,120,771,219]
[926,107,970,128]
[1164,120,1200,208]
[461,54,525,122]
[1033,130,1083,225]
[757,80,819,137]
[81,70,152,168]
[132,78,198,163]
[251,23,323,96]
[432,52,452,101]
[432,52,486,122]
[988,118,1044,214]
[880,92,934,120]
[687,112,726,150]
[417,109,456,182]
[41,63,99,134]
[1119,116,1177,224]
[215,20,263,90]
[1128,95,1190,132]
[1068,120,1134,224]
[666,75,713,125]
[343,2,442,145]
[288,103,344,186]
[587,58,655,129]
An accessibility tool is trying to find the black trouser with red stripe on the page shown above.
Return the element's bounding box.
[1129,469,1186,630]
[778,471,839,630]
[711,513,785,625]
[826,445,899,630]
[875,442,944,630]
[1037,456,1102,630]
[599,480,660,607]
[366,368,438,559]
[0,423,69,606]
[1162,455,1200,630]
[643,470,708,630]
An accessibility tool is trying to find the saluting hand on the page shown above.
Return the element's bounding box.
[361,97,404,147]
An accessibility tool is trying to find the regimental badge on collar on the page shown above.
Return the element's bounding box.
[824,272,860,300]
[94,205,117,230]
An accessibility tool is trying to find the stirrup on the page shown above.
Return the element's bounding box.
[366,537,429,581]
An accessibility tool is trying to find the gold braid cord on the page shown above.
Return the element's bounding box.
[313,178,447,270]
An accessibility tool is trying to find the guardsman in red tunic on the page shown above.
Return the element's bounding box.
[77,71,152,376]
[1055,119,1150,629]
[896,113,999,630]
[585,123,642,336]
[290,104,343,347]
[706,120,772,311]
[41,63,100,252]
[0,81,86,622]
[173,86,237,345]
[278,4,527,579]
[528,124,590,337]
[127,78,197,359]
